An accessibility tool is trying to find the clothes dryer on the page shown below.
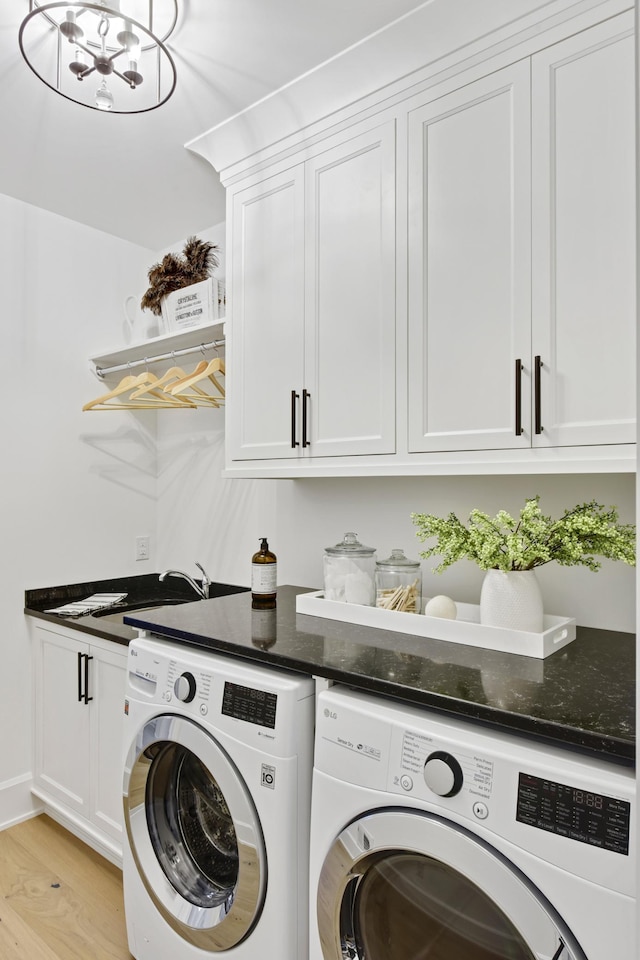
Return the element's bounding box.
[310,685,635,960]
[122,634,314,960]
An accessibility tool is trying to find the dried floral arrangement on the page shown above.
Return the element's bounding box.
[140,236,220,316]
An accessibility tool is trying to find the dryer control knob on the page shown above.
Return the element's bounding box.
[423,751,463,797]
[174,672,197,703]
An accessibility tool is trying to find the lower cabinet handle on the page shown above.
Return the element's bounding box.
[302,389,310,448]
[77,651,83,702]
[291,390,299,448]
[534,355,543,435]
[514,359,523,436]
[84,654,93,705]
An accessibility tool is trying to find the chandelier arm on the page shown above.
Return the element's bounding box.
[77,65,96,79]
[71,38,98,60]
[107,47,128,64]
[111,66,134,85]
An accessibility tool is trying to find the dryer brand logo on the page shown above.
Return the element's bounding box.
[324,707,337,719]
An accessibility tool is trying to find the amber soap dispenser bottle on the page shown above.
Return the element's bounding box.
[251,537,277,608]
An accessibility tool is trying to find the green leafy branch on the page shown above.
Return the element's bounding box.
[411,497,636,573]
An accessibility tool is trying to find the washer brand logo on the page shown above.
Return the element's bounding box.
[324,708,337,719]
[261,764,276,789]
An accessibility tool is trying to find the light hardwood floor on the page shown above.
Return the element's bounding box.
[0,815,131,960]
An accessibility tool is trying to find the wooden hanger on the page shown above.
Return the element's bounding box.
[132,361,223,407]
[83,371,196,411]
[168,356,226,402]
[129,365,189,399]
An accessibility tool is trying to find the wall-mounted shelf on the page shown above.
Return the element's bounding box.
[89,319,226,379]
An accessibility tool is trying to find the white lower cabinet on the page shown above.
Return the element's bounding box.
[32,623,127,865]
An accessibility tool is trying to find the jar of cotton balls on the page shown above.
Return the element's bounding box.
[323,532,377,606]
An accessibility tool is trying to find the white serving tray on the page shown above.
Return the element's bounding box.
[295,591,576,659]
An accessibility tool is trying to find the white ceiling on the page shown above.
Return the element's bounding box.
[1,0,427,249]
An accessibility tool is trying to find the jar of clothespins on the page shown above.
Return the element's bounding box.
[375,549,422,614]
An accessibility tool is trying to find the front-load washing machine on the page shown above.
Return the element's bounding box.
[122,634,315,960]
[310,685,635,960]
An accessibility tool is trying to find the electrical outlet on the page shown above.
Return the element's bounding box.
[135,536,150,561]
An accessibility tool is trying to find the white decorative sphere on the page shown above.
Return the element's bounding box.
[424,595,457,620]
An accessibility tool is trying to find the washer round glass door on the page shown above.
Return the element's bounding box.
[318,809,587,960]
[123,714,266,951]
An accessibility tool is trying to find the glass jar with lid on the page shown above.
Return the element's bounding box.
[375,549,422,614]
[323,532,376,606]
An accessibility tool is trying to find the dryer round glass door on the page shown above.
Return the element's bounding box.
[123,714,266,951]
[317,809,586,960]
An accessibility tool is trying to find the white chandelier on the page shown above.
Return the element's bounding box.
[19,1,178,113]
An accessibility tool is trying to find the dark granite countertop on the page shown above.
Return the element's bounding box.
[24,574,249,644]
[25,580,634,766]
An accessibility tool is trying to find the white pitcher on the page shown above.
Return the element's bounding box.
[123,294,163,341]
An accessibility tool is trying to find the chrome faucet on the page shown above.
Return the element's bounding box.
[159,562,211,600]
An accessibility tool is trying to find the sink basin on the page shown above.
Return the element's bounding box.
[93,598,193,624]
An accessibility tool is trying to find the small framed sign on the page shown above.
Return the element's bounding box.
[161,278,218,332]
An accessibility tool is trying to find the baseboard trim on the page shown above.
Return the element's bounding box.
[0,773,42,830]
[31,788,123,869]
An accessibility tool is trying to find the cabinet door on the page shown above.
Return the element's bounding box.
[90,643,127,845]
[228,166,306,460]
[531,13,635,447]
[304,121,397,457]
[407,61,532,452]
[34,626,91,817]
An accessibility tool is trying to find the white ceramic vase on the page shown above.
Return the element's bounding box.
[479,569,544,633]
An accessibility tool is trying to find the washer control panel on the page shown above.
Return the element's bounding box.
[516,772,631,856]
[400,728,494,801]
[222,681,277,729]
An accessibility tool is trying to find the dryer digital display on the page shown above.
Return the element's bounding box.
[222,681,277,728]
[516,772,630,855]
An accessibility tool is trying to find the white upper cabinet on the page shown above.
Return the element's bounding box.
[408,10,635,455]
[303,123,396,458]
[192,0,635,476]
[407,61,532,453]
[531,12,636,448]
[227,119,397,462]
[229,167,306,461]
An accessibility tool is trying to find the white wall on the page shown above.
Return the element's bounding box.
[155,223,278,585]
[2,193,156,828]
